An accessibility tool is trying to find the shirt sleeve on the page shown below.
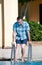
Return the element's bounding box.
[25,22,30,31]
[13,23,16,32]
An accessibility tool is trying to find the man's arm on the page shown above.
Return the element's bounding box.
[25,22,31,44]
[28,31,31,44]
[12,31,14,42]
[28,31,31,41]
[12,31,16,46]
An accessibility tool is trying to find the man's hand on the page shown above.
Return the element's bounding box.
[28,41,32,45]
[12,42,16,47]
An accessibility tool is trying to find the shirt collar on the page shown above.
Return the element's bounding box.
[17,21,23,26]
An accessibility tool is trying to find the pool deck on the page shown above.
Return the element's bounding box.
[0,42,42,61]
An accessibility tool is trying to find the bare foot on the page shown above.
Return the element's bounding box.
[22,58,24,62]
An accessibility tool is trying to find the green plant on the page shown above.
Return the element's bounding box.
[28,21,42,41]
[23,17,42,41]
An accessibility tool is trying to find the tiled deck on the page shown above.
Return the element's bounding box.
[0,42,42,61]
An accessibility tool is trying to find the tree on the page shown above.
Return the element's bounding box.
[18,0,31,3]
[18,0,35,20]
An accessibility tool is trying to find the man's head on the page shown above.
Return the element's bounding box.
[17,16,23,24]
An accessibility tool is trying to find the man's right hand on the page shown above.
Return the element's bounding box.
[12,42,16,47]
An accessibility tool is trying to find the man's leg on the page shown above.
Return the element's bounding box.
[21,44,26,62]
[15,39,21,61]
[15,44,20,61]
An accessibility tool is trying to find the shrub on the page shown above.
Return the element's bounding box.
[23,17,42,41]
[28,21,42,41]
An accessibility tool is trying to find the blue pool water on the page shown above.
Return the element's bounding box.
[0,61,42,65]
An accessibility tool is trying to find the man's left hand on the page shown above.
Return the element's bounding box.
[28,41,32,45]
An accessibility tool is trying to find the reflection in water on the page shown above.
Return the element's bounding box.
[0,61,42,65]
[10,61,32,65]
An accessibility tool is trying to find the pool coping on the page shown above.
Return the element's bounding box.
[0,58,42,62]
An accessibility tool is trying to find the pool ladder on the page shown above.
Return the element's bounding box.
[11,44,32,61]
[28,44,32,61]
[11,44,16,62]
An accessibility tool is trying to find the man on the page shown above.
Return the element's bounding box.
[12,16,31,62]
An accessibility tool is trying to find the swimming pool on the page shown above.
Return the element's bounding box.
[0,61,42,65]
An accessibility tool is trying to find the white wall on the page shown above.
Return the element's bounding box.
[0,3,2,47]
[4,0,18,47]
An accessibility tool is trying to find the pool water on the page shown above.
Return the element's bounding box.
[0,61,42,65]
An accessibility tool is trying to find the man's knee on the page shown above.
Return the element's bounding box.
[21,44,26,49]
[16,44,20,48]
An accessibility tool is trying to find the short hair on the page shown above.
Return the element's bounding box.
[17,16,23,20]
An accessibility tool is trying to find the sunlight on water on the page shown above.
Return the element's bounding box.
[0,61,42,65]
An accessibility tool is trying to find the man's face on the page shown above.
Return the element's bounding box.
[17,19,22,24]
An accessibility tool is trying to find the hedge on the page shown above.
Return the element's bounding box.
[23,18,42,41]
[28,21,42,41]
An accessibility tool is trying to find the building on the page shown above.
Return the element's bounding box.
[19,0,42,24]
[0,0,18,48]
[28,0,42,24]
